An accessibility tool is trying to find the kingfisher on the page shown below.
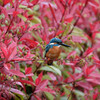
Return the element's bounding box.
[45,38,70,65]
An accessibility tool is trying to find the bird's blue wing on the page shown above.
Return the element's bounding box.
[44,44,53,57]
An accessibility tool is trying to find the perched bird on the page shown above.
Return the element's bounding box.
[45,38,70,65]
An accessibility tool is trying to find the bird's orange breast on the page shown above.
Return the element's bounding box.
[46,46,61,60]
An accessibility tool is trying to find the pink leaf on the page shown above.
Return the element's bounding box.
[19,80,36,86]
[12,58,32,61]
[63,62,75,66]
[89,0,99,8]
[9,69,26,78]
[10,88,25,96]
[0,43,8,59]
[76,81,93,90]
[47,72,56,81]
[64,73,83,83]
[34,95,41,100]
[28,24,40,31]
[83,47,94,57]
[49,4,58,24]
[41,88,56,94]
[72,36,86,43]
[7,41,17,61]
[90,72,100,79]
[86,78,100,85]
[35,80,48,93]
[54,0,65,14]
[67,51,76,59]
[20,38,38,48]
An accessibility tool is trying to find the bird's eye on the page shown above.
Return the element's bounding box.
[57,42,62,44]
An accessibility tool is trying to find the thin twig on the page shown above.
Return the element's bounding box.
[5,0,19,34]
[68,0,89,35]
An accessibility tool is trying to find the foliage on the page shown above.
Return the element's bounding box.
[0,0,100,100]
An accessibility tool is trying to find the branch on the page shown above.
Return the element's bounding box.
[68,0,89,35]
[5,0,19,34]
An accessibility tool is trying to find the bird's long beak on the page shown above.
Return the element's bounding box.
[60,43,71,47]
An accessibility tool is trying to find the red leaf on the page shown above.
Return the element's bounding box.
[7,41,17,61]
[83,65,96,76]
[64,73,83,83]
[86,78,100,85]
[65,17,73,23]
[92,57,100,64]
[34,95,41,100]
[3,0,12,5]
[41,88,56,94]
[93,89,98,100]
[4,63,11,70]
[31,0,39,5]
[67,51,76,59]
[67,72,75,80]
[68,0,72,5]
[89,0,99,8]
[9,69,26,78]
[56,30,64,36]
[28,24,40,31]
[25,67,32,74]
[35,80,48,93]
[35,72,43,85]
[13,11,19,17]
[49,4,58,24]
[83,47,94,57]
[92,31,99,39]
[19,80,36,86]
[76,81,93,90]
[20,38,38,48]
[54,0,65,14]
[0,43,8,59]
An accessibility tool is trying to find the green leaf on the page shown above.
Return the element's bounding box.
[44,92,54,100]
[71,27,84,37]
[39,66,56,73]
[49,65,61,76]
[39,66,61,76]
[63,23,71,36]
[18,14,27,22]
[14,93,24,100]
[19,5,27,9]
[60,96,68,100]
[30,16,41,24]
[32,32,42,42]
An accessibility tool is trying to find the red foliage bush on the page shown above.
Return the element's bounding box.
[0,0,100,100]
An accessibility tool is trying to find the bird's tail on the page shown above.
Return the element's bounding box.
[47,59,53,65]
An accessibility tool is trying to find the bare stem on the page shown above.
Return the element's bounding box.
[68,0,89,35]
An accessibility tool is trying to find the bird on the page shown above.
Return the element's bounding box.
[45,38,70,65]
